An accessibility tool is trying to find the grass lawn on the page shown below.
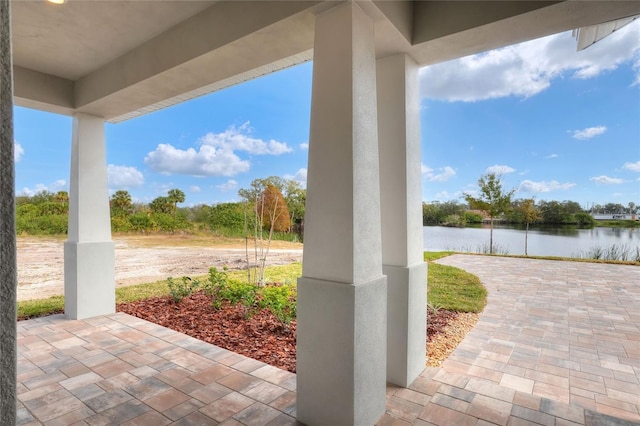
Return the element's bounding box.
[19,254,486,319]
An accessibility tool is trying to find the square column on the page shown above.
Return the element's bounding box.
[297,3,387,425]
[64,113,115,320]
[377,54,428,387]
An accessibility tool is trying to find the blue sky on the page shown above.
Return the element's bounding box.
[14,21,640,209]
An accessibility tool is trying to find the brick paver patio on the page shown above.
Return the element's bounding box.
[16,255,640,425]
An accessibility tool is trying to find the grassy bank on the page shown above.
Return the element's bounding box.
[594,220,639,228]
[18,254,487,320]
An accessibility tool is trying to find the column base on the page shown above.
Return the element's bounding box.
[385,262,427,387]
[296,275,387,426]
[64,241,115,320]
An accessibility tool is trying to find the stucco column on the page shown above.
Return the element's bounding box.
[0,0,17,423]
[377,54,427,387]
[64,113,115,319]
[297,3,387,425]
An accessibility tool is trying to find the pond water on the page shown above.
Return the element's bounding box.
[423,225,640,258]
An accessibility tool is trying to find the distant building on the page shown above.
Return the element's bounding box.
[591,213,638,221]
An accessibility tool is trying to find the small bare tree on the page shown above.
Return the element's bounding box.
[239,178,291,286]
[517,198,541,256]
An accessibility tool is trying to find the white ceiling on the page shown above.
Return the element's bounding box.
[10,0,640,123]
[12,1,215,80]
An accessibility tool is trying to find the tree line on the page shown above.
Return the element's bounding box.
[429,172,638,255]
[16,176,306,240]
[424,196,637,228]
[16,172,636,240]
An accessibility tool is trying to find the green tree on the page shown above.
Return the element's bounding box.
[516,198,540,256]
[538,200,587,225]
[54,191,69,207]
[422,201,467,225]
[167,188,186,214]
[208,202,246,233]
[464,210,483,224]
[30,190,55,205]
[149,196,173,214]
[604,203,625,214]
[283,180,306,234]
[464,173,515,254]
[422,202,439,225]
[574,212,594,227]
[185,204,212,225]
[539,200,563,224]
[110,190,133,217]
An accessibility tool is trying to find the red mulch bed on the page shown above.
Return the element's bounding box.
[117,290,457,373]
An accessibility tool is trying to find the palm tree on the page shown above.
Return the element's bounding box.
[167,188,185,215]
[110,190,133,217]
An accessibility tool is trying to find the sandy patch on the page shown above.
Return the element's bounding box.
[17,236,302,301]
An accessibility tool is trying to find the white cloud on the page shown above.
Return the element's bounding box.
[14,142,23,162]
[299,142,309,150]
[199,122,292,155]
[572,126,607,140]
[19,179,67,196]
[145,143,250,177]
[422,164,456,182]
[107,164,144,189]
[145,122,291,177]
[518,180,576,193]
[485,165,516,175]
[622,161,640,172]
[546,154,558,159]
[590,175,626,185]
[285,168,308,188]
[420,20,640,101]
[189,185,201,193]
[216,179,238,192]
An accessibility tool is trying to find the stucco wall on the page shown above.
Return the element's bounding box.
[0,0,17,423]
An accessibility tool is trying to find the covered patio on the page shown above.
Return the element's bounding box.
[3,1,640,424]
[16,256,640,425]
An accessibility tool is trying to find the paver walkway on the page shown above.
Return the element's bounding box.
[16,255,640,425]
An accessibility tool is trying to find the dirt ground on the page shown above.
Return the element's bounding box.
[17,235,303,302]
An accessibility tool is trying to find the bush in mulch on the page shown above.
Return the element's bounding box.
[118,291,297,372]
[117,290,456,374]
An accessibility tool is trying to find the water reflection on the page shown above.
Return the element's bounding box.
[423,225,639,257]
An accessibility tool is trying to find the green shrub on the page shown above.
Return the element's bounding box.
[129,212,157,233]
[575,212,595,227]
[167,276,200,302]
[203,267,229,297]
[206,266,297,323]
[259,284,297,325]
[208,202,246,234]
[442,214,466,227]
[206,267,256,316]
[151,212,192,233]
[464,211,483,224]
[17,214,68,235]
[214,280,257,317]
[38,201,67,216]
[111,216,132,233]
